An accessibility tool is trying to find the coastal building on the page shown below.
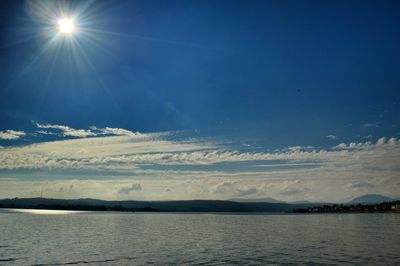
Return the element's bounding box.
[393,204,400,212]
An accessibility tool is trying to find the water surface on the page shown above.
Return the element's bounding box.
[1,210,399,265]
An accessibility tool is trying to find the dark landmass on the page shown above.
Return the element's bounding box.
[348,194,395,204]
[1,194,398,213]
[0,197,321,213]
[294,201,400,213]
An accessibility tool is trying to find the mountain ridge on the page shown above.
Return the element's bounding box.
[0,197,321,213]
[349,194,395,204]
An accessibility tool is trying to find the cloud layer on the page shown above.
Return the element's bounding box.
[1,124,400,202]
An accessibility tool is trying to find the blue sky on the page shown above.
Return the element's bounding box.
[0,0,399,201]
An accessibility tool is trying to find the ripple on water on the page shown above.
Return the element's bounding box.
[0,212,399,265]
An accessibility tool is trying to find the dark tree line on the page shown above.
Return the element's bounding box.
[294,201,400,213]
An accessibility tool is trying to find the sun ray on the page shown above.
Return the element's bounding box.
[3,36,57,94]
[81,28,220,50]
[43,40,62,91]
[70,37,121,112]
[0,32,43,49]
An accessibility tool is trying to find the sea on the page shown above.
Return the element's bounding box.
[0,209,399,265]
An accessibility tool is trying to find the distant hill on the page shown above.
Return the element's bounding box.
[289,200,312,204]
[0,197,321,213]
[228,197,285,203]
[349,194,394,204]
[229,198,328,205]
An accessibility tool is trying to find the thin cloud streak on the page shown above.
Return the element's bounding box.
[36,122,148,138]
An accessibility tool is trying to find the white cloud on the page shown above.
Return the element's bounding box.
[118,183,142,195]
[35,123,146,138]
[326,134,338,140]
[36,123,96,138]
[98,127,141,136]
[279,187,310,196]
[387,137,399,145]
[334,141,372,149]
[334,137,400,150]
[235,187,258,196]
[0,130,26,140]
[345,181,374,190]
[363,123,379,128]
[209,181,260,197]
[377,137,386,146]
[288,146,302,152]
[36,130,57,136]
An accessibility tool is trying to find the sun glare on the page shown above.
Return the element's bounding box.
[7,209,84,215]
[57,18,75,34]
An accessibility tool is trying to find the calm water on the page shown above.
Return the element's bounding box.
[0,210,399,265]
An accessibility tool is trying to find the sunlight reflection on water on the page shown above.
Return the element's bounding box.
[3,208,85,215]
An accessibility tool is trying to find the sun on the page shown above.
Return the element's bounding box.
[57,18,75,34]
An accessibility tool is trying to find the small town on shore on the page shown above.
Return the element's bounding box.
[294,201,400,213]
